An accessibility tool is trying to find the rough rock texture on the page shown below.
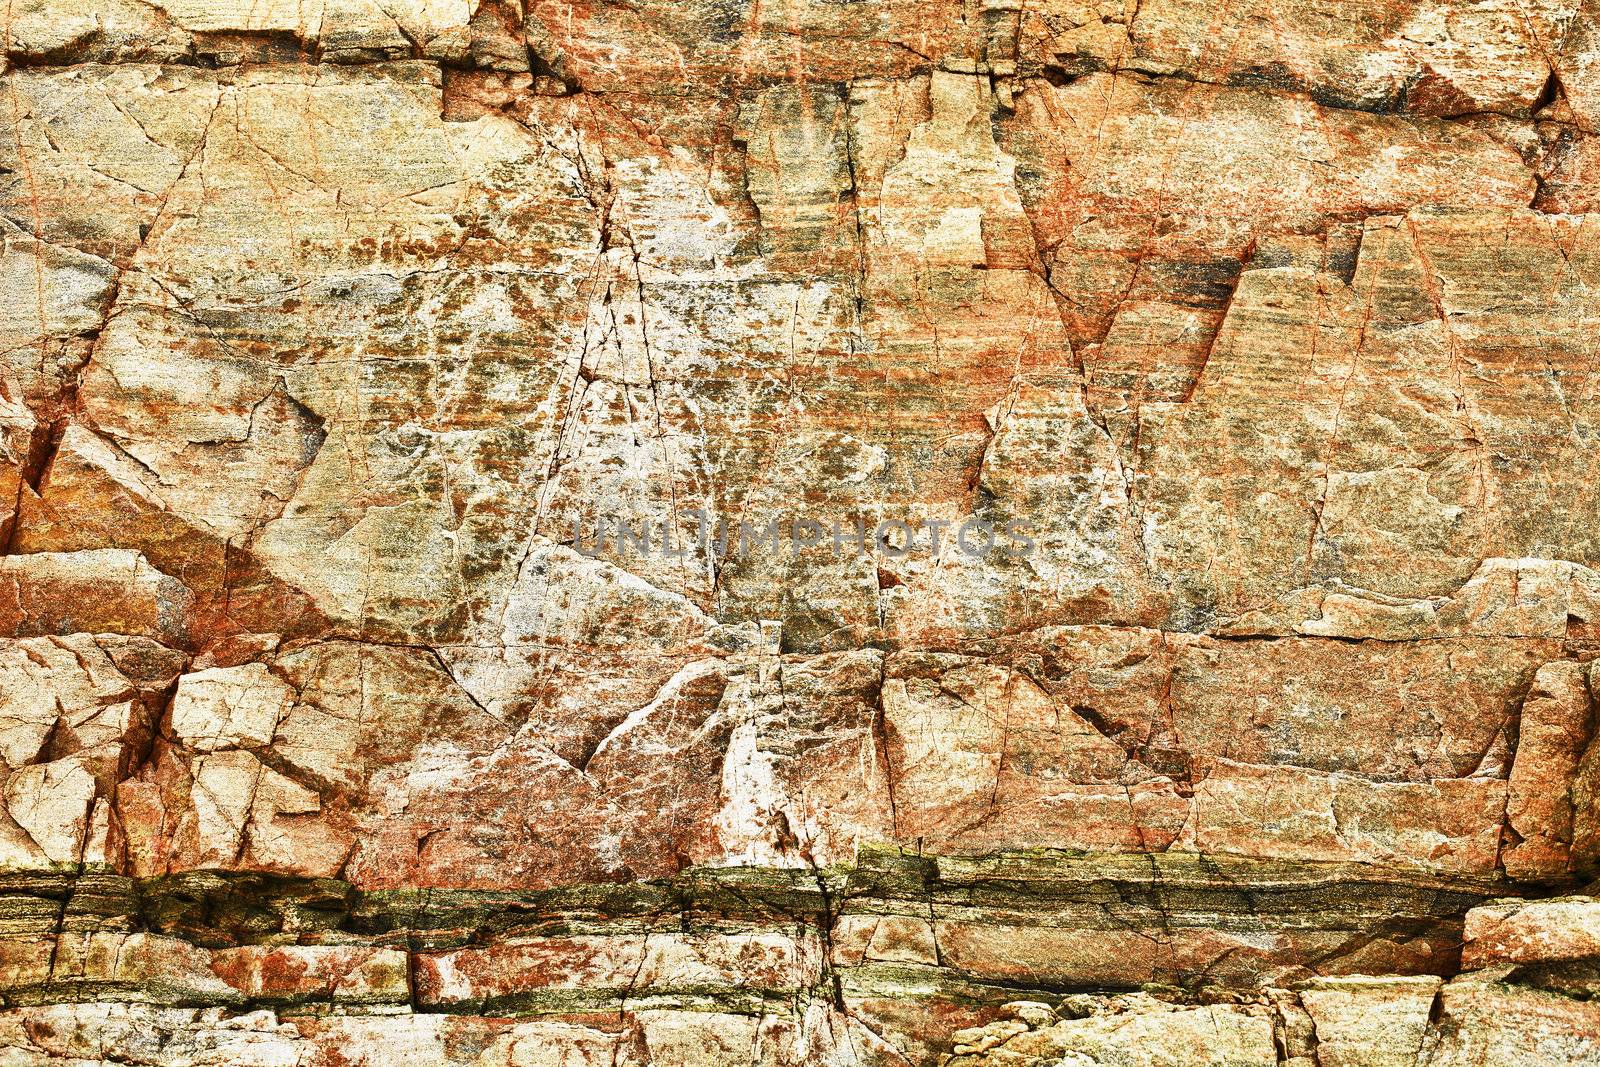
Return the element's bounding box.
[1,0,1599,1061]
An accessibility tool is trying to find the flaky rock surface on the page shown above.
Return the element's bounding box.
[0,0,1598,1062]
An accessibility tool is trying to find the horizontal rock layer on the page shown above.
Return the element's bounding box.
[1,0,1599,1061]
[0,863,1595,1064]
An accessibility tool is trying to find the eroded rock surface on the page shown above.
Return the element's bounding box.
[0,0,1598,1061]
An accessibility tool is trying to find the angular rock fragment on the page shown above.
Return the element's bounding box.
[1297,975,1441,1067]
[1505,661,1595,881]
[1463,896,1600,969]
[0,550,192,644]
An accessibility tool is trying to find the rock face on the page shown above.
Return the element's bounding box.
[0,0,1598,1061]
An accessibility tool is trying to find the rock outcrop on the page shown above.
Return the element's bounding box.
[1,0,1598,1061]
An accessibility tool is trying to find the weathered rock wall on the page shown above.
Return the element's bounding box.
[1,0,1599,1061]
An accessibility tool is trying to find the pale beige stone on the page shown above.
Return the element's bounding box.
[1463,897,1600,969]
[1297,975,1441,1067]
[3,757,96,866]
[169,663,292,753]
